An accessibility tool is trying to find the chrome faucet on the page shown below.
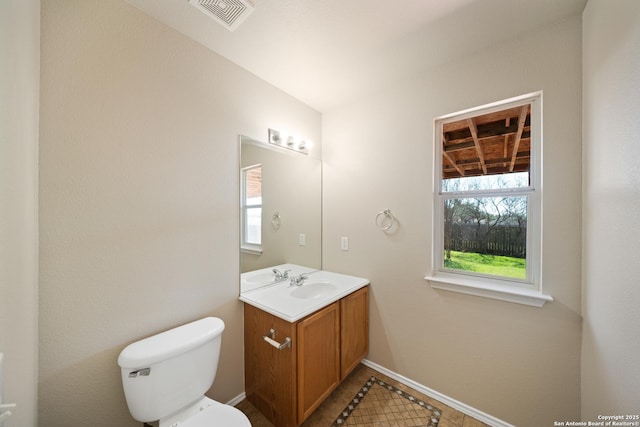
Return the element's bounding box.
[272,268,291,281]
[290,274,309,287]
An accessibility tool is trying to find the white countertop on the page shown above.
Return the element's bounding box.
[239,269,369,322]
[240,263,318,293]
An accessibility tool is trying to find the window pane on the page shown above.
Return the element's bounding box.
[443,196,527,280]
[441,103,532,192]
[244,167,261,203]
[246,196,262,207]
[242,165,262,247]
[442,171,529,192]
[245,207,262,245]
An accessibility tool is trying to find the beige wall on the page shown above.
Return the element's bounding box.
[38,1,320,426]
[0,1,40,426]
[322,16,583,427]
[582,0,640,420]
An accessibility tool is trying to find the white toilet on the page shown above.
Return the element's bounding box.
[117,317,251,426]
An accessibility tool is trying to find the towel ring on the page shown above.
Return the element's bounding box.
[271,212,281,229]
[375,209,395,231]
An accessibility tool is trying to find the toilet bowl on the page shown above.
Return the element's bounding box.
[169,397,250,427]
[117,317,251,426]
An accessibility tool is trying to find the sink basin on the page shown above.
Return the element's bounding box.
[290,282,336,299]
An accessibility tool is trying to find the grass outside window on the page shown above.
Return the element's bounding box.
[444,250,526,280]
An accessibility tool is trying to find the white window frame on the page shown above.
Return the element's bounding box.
[425,92,552,307]
[241,163,263,254]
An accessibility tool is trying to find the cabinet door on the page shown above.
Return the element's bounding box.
[244,304,297,427]
[297,302,340,424]
[340,286,369,379]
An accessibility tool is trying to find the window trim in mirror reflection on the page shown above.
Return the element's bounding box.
[241,163,263,254]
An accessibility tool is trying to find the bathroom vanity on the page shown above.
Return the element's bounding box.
[240,269,369,427]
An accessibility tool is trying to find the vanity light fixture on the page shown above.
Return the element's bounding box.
[268,128,309,155]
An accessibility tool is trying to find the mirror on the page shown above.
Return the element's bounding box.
[240,136,322,282]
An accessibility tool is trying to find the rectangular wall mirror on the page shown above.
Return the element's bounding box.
[239,135,322,290]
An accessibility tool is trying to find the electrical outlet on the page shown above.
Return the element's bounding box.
[341,236,349,251]
[299,234,306,246]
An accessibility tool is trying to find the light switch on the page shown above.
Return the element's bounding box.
[299,234,306,246]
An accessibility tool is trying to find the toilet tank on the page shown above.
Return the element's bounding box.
[117,317,225,422]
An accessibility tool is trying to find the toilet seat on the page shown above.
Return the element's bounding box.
[179,400,251,427]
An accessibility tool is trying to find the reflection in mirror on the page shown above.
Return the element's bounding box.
[240,136,322,286]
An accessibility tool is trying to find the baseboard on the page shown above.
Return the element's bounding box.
[361,359,514,427]
[226,391,246,407]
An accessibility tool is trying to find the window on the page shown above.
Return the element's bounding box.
[427,92,552,307]
[241,164,262,253]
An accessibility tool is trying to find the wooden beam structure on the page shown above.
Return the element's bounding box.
[442,132,465,176]
[441,104,531,179]
[467,118,487,174]
[509,105,529,172]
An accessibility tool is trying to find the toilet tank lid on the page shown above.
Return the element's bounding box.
[118,317,225,369]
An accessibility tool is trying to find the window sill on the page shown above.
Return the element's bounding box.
[241,246,263,255]
[425,275,552,308]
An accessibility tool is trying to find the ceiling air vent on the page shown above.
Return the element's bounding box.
[189,0,255,32]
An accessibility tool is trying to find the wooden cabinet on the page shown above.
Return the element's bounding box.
[297,303,340,422]
[244,286,369,427]
[340,286,369,380]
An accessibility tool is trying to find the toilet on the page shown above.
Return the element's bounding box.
[117,317,251,426]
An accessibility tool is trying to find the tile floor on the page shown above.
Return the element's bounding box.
[235,363,491,427]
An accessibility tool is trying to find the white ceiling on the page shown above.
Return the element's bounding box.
[126,0,587,112]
